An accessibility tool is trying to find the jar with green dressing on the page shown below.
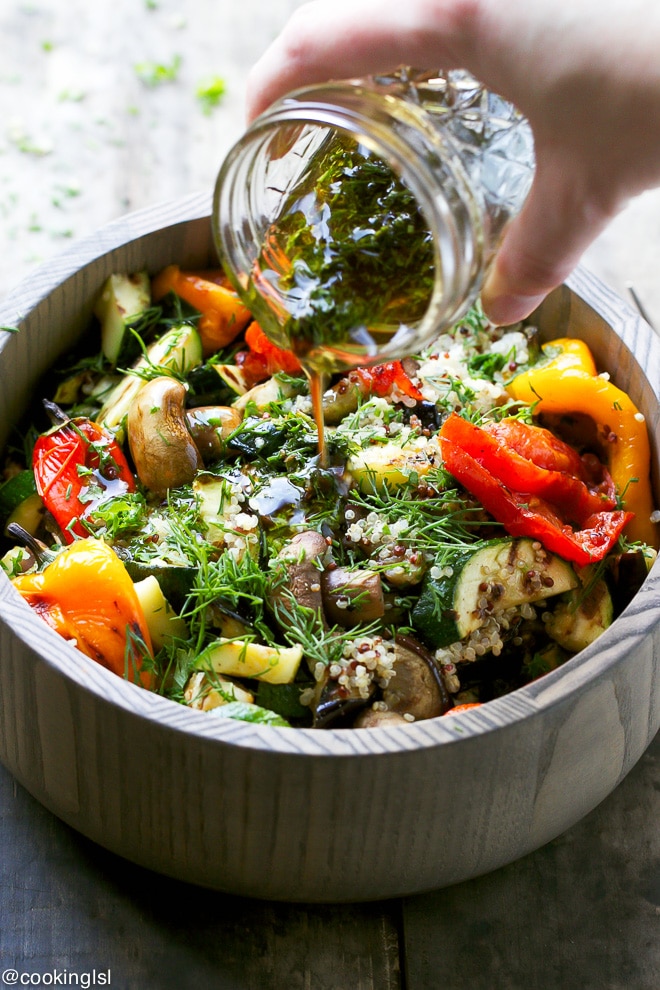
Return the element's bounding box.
[213,67,535,377]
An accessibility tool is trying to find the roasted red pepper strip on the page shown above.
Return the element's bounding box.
[248,322,303,374]
[439,425,632,566]
[349,360,424,402]
[33,418,135,542]
[235,322,303,387]
[506,346,658,547]
[441,414,616,524]
[483,418,586,476]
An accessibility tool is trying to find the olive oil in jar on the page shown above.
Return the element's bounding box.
[214,69,535,460]
[238,135,437,464]
[244,136,436,377]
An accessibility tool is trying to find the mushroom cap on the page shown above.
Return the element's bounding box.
[127,376,203,495]
[321,566,385,627]
[185,405,242,462]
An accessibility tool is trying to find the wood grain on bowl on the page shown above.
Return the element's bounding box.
[0,197,659,902]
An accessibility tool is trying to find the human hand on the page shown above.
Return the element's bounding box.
[247,0,660,324]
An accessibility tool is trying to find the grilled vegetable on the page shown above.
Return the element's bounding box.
[505,340,658,546]
[127,377,203,495]
[439,415,632,567]
[0,471,42,536]
[11,537,154,687]
[194,639,304,685]
[347,436,441,492]
[33,415,135,542]
[94,271,151,365]
[151,265,252,357]
[133,575,188,650]
[184,670,255,711]
[97,323,203,437]
[412,538,578,648]
[543,579,614,653]
[235,322,303,387]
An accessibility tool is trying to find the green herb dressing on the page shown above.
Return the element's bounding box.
[247,137,436,377]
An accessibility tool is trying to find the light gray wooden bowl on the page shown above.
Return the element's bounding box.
[0,193,659,903]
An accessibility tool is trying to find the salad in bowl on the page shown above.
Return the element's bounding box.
[1,264,657,731]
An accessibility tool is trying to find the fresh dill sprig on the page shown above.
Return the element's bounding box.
[271,590,382,670]
[183,549,276,651]
[349,472,491,561]
[122,323,198,384]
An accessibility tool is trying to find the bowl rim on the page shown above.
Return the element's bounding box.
[1,192,659,759]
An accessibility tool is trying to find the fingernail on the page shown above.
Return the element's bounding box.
[481,291,547,326]
[481,267,548,326]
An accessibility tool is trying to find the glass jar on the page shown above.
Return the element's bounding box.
[213,67,535,375]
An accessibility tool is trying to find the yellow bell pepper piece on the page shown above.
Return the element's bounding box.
[506,340,658,547]
[12,538,155,687]
[516,337,598,380]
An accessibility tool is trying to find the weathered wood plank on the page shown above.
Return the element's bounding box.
[0,762,401,990]
[1,0,660,327]
[402,730,660,990]
[0,0,308,300]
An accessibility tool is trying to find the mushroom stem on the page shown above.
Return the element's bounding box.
[268,530,329,629]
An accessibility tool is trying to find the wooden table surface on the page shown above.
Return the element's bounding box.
[1,2,659,987]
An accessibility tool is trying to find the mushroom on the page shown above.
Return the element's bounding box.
[268,530,329,626]
[321,566,385,627]
[185,405,242,462]
[382,634,451,721]
[127,376,202,495]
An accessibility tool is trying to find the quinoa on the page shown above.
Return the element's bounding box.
[299,634,397,707]
[435,604,535,694]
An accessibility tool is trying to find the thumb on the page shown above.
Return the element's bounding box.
[480,154,614,326]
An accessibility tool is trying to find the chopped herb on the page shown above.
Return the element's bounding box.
[196,76,226,115]
[208,702,291,727]
[467,350,507,381]
[246,136,435,373]
[135,55,182,87]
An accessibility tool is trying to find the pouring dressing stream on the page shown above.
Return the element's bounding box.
[213,68,535,462]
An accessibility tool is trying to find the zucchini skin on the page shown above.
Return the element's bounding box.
[412,548,474,648]
[0,470,39,529]
[118,557,196,613]
[412,538,578,649]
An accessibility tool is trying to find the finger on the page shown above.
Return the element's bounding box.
[481,152,616,325]
[246,0,473,120]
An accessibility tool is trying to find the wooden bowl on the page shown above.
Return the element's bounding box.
[1,193,659,903]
